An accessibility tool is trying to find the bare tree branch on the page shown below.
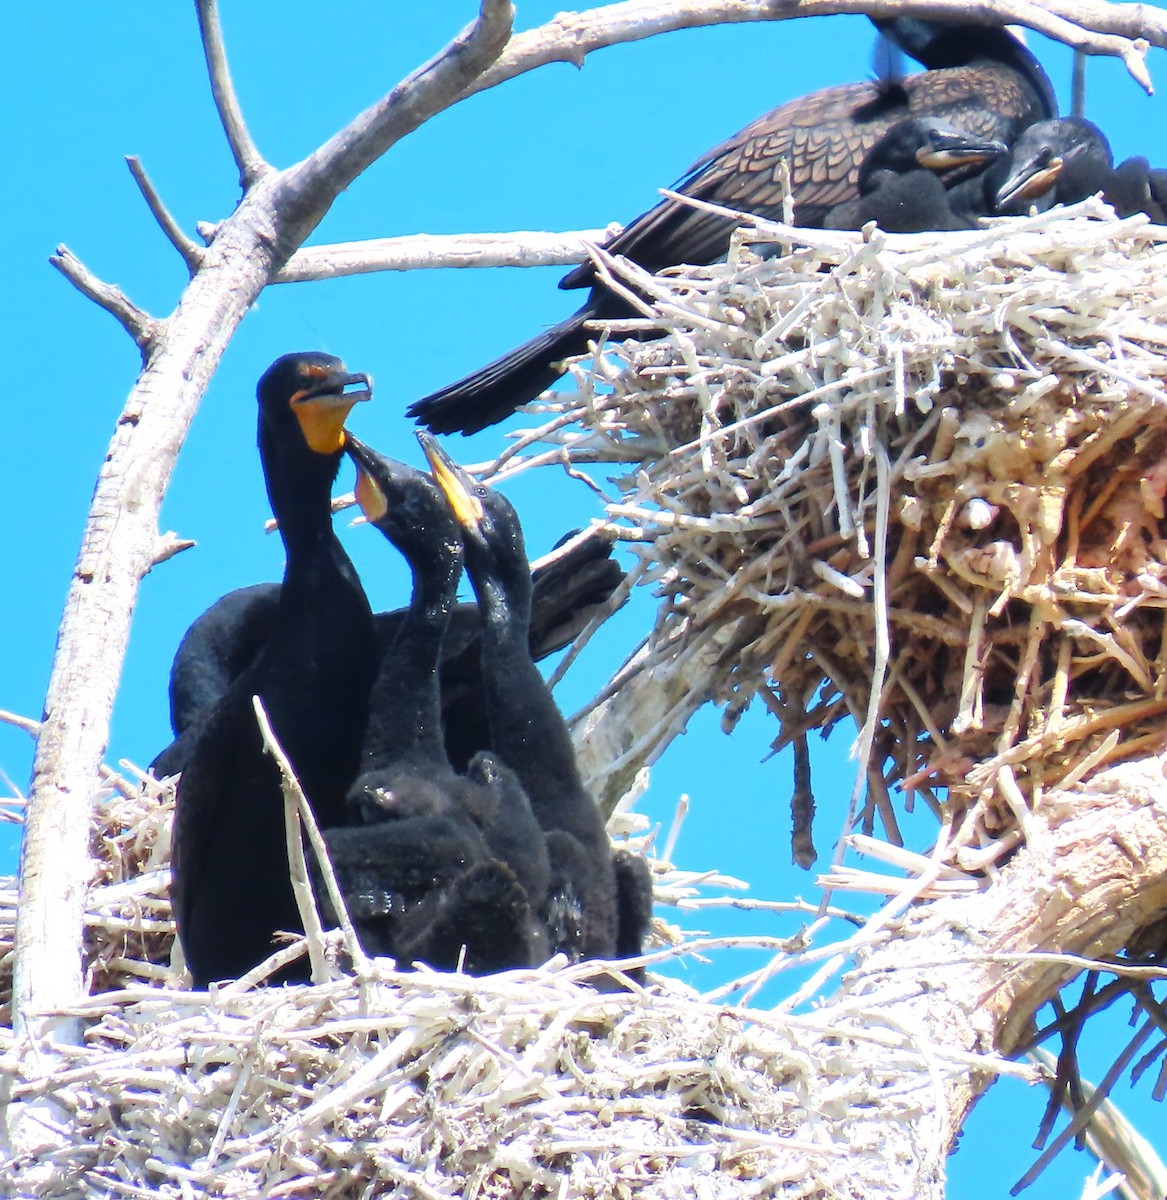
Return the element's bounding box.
[275,228,611,284]
[274,0,515,239]
[470,0,1161,97]
[48,246,159,354]
[195,0,268,190]
[126,157,204,273]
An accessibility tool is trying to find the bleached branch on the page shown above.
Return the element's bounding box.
[48,246,159,355]
[471,0,1160,98]
[275,228,614,283]
[195,0,268,189]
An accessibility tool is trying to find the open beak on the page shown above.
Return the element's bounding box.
[292,370,372,454]
[418,431,484,533]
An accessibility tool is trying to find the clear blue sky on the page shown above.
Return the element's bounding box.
[3,3,1166,1194]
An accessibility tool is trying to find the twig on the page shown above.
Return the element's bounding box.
[48,246,158,355]
[251,696,330,985]
[125,157,203,273]
[195,0,267,189]
[251,696,368,981]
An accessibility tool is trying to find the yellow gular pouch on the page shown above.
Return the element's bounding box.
[355,464,389,523]
[289,390,358,454]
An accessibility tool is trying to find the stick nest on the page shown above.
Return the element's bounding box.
[537,198,1167,866]
[0,785,992,1199]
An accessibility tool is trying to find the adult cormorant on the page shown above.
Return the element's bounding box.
[408,18,1054,436]
[824,116,1007,232]
[171,352,378,988]
[320,436,550,973]
[422,436,654,975]
[152,531,622,779]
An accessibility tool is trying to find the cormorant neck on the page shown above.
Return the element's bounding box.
[260,424,343,552]
[361,551,461,772]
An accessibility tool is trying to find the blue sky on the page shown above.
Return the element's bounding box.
[3,3,1167,1194]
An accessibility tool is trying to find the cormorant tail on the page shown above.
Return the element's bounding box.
[407,301,599,436]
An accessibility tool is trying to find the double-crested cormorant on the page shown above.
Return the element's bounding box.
[152,531,622,780]
[423,437,654,974]
[824,116,1007,232]
[1105,156,1167,223]
[171,352,378,988]
[320,436,549,973]
[993,117,1113,214]
[407,18,1054,436]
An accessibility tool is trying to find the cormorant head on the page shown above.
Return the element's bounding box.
[994,117,1113,214]
[419,433,527,578]
[345,434,463,569]
[859,117,1007,191]
[258,351,372,456]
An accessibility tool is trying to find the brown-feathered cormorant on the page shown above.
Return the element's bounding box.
[151,530,623,780]
[170,352,378,988]
[407,18,1054,436]
[319,436,550,973]
[824,115,1007,232]
[422,437,653,976]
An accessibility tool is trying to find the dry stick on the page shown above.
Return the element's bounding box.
[251,697,330,985]
[251,697,368,982]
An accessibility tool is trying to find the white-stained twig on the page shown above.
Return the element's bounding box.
[251,696,368,981]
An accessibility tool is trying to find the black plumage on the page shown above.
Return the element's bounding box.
[170,352,378,988]
[1103,157,1167,223]
[408,18,1054,437]
[423,436,653,973]
[824,116,1007,232]
[319,436,549,973]
[152,532,623,780]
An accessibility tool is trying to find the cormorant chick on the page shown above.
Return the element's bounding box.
[824,116,1006,232]
[170,352,377,988]
[319,436,549,974]
[993,117,1114,214]
[422,436,654,980]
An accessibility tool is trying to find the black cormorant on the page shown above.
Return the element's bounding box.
[407,18,1054,436]
[319,435,550,973]
[824,116,1007,232]
[170,352,378,988]
[422,436,654,974]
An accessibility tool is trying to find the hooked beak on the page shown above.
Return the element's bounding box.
[292,370,373,454]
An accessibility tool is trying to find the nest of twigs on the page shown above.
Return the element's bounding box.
[531,196,1167,870]
[1,777,1017,1199]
